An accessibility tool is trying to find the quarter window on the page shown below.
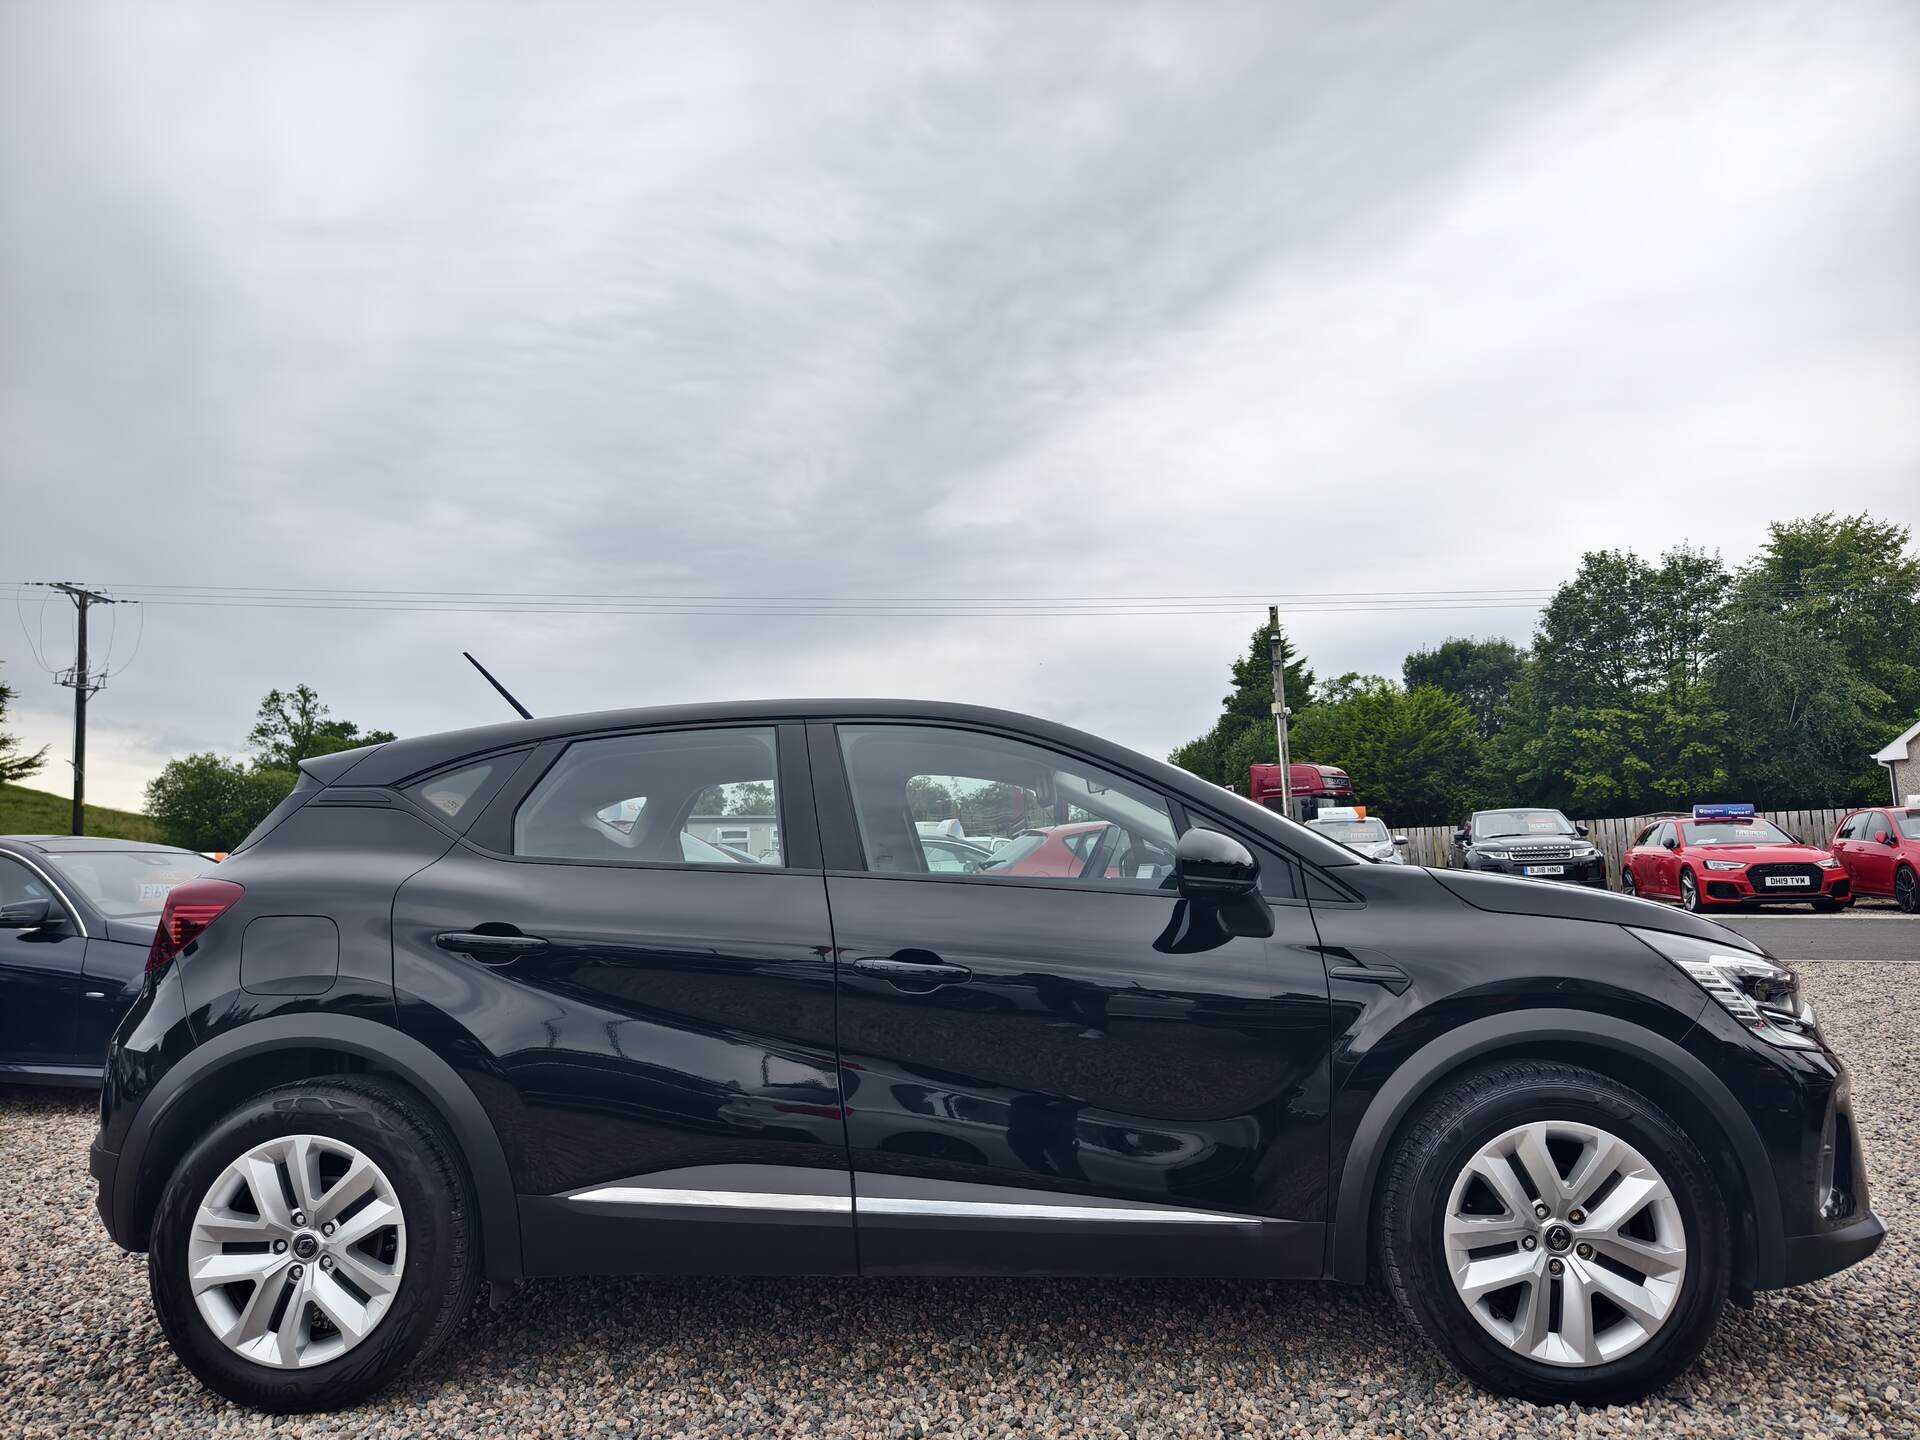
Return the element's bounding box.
[514,728,780,865]
[836,725,1177,889]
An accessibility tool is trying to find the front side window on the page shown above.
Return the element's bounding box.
[514,727,779,865]
[837,725,1177,889]
[1863,813,1893,843]
[1630,824,1656,848]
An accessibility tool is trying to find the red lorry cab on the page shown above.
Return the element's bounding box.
[1246,762,1355,819]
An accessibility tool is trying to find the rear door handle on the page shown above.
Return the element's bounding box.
[435,931,549,963]
[849,952,973,989]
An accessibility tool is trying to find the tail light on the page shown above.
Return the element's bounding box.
[146,878,245,976]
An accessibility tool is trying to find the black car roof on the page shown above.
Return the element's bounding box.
[319,698,1153,785]
[305,697,1366,867]
[1,836,197,855]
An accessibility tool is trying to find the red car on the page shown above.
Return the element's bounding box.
[1621,806,1850,913]
[1829,806,1920,913]
[982,821,1115,878]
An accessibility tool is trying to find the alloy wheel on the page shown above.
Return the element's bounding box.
[1621,870,1637,897]
[1898,867,1917,914]
[1680,873,1698,912]
[1442,1121,1687,1368]
[186,1134,407,1369]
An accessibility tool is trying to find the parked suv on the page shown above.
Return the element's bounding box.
[92,701,1881,1412]
[1451,808,1607,888]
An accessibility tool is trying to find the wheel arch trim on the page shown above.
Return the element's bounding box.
[112,1013,522,1280]
[1327,1008,1783,1288]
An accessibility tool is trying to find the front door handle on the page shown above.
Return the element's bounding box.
[1326,961,1410,994]
[435,930,549,963]
[850,952,973,990]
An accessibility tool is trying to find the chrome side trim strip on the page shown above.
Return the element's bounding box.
[858,1197,1259,1225]
[3,852,89,938]
[568,1186,852,1213]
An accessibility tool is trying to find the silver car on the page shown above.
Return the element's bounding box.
[1306,811,1410,863]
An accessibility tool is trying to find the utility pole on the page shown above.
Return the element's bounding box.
[46,583,127,835]
[1268,604,1293,816]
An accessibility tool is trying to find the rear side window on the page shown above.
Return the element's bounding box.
[514,727,781,865]
[406,763,495,821]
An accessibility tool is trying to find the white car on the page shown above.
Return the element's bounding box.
[1306,807,1410,864]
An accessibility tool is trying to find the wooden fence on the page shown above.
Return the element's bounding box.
[1394,806,1856,888]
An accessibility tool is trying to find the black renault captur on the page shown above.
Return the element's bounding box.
[91,701,1881,1413]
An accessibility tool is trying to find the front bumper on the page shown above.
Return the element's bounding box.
[1779,1210,1886,1287]
[1468,853,1608,888]
[1700,869,1851,906]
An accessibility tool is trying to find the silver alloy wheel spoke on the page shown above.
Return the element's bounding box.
[186,1133,407,1370]
[1443,1120,1686,1369]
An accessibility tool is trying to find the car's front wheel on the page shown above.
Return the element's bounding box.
[1679,870,1701,912]
[148,1077,481,1412]
[1378,1060,1728,1405]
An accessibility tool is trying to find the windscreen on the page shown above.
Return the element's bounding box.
[1472,810,1576,839]
[49,850,208,921]
[1681,819,1791,847]
[1309,818,1389,844]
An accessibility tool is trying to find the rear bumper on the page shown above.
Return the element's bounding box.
[1774,1210,1885,1288]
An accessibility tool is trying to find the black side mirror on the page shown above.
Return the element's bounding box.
[1175,827,1259,901]
[1453,828,1470,845]
[1575,823,1590,838]
[1884,832,1900,847]
[1663,838,1678,851]
[0,898,53,929]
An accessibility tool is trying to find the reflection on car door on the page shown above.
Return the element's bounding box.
[0,854,88,1069]
[812,721,1335,1278]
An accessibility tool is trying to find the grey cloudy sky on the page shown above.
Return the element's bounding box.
[3,0,1918,810]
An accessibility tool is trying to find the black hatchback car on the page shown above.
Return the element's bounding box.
[91,701,1881,1412]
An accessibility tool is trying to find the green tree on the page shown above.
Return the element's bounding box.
[726,781,775,816]
[0,664,48,784]
[1709,514,1919,806]
[248,685,397,768]
[145,754,297,852]
[1402,638,1529,739]
[1169,623,1314,786]
[1287,680,1481,826]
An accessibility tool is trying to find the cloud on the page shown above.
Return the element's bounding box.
[2,0,1917,809]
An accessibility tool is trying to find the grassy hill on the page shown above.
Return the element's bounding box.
[0,782,161,842]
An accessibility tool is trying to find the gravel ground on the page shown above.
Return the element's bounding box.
[2,962,1913,1439]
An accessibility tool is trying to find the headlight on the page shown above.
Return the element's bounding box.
[1703,859,1746,871]
[1816,857,1842,870]
[1571,844,1598,857]
[1476,849,1510,861]
[1627,927,1819,1050]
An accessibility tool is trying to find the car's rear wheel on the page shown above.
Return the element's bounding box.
[1378,1060,1728,1405]
[1621,868,1638,897]
[149,1077,481,1412]
[1896,865,1917,914]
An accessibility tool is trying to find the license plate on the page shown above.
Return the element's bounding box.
[1764,875,1812,887]
[1523,865,1565,876]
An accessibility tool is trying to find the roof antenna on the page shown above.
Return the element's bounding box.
[463,651,534,720]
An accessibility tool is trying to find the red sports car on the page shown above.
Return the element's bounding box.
[1828,806,1920,913]
[1621,810,1850,912]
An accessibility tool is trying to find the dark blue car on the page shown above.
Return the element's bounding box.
[0,836,210,1085]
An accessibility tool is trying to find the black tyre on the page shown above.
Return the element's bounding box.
[149,1077,481,1412]
[1620,869,1637,897]
[1678,870,1701,913]
[1378,1060,1729,1405]
[1895,865,1917,914]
